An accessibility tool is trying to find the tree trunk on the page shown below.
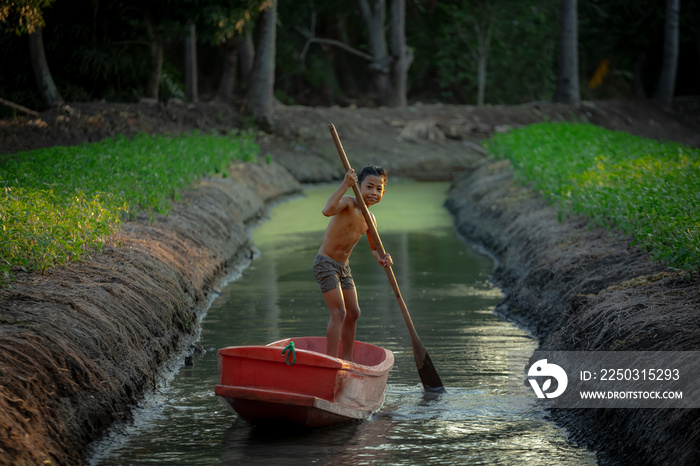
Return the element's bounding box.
[185,22,198,103]
[389,0,412,107]
[238,32,255,92]
[28,27,64,107]
[246,0,277,130]
[145,12,163,100]
[553,0,579,106]
[358,0,392,106]
[474,20,492,107]
[477,54,487,107]
[654,0,680,110]
[215,36,238,103]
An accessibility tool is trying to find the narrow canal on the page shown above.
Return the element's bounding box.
[90,181,595,465]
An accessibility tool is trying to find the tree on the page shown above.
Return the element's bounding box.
[553,0,579,106]
[358,0,412,107]
[215,35,238,103]
[213,30,255,102]
[0,0,63,105]
[200,2,262,103]
[121,0,216,102]
[294,0,411,107]
[28,27,63,105]
[1,0,63,107]
[432,1,557,105]
[246,0,277,129]
[388,0,412,107]
[448,1,494,106]
[653,0,680,110]
[185,22,198,102]
[144,10,163,100]
[471,16,492,107]
[357,0,391,104]
[293,2,368,103]
[238,32,255,90]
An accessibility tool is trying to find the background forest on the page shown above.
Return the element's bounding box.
[1,0,699,120]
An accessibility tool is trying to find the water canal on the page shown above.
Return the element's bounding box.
[90,181,595,465]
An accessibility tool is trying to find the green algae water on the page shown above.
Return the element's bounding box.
[90,181,595,465]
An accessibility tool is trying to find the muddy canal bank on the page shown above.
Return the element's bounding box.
[446,159,700,465]
[0,163,301,465]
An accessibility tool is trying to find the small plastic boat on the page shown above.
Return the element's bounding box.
[215,337,394,428]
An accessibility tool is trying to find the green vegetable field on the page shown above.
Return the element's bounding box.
[0,132,259,285]
[486,123,700,271]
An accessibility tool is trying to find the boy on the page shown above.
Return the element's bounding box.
[313,165,393,361]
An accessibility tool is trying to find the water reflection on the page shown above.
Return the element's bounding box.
[91,182,595,465]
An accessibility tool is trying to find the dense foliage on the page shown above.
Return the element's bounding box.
[1,0,698,113]
[486,123,700,270]
[0,0,56,34]
[432,1,558,104]
[0,132,258,285]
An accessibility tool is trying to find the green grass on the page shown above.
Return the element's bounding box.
[1,131,259,285]
[485,122,700,271]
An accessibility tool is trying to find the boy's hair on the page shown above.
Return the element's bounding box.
[358,165,388,185]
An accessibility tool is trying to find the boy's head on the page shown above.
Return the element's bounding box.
[357,165,387,206]
[358,165,387,186]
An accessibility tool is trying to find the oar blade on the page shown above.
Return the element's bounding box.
[415,345,444,391]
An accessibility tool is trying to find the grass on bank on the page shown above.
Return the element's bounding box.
[0,131,259,286]
[485,122,699,271]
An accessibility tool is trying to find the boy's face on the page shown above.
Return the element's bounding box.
[359,175,386,206]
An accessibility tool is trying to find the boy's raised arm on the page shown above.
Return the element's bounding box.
[322,169,358,217]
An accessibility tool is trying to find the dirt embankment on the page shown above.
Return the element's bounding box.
[446,160,700,465]
[0,163,301,466]
[1,98,699,465]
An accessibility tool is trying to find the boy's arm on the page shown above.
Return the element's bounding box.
[322,169,357,217]
[366,212,393,267]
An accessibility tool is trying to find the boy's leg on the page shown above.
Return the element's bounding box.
[322,286,346,358]
[340,286,361,361]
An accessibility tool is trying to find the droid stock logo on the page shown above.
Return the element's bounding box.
[528,359,568,399]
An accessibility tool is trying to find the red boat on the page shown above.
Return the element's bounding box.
[215,337,394,428]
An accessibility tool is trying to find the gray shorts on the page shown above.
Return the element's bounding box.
[312,255,355,294]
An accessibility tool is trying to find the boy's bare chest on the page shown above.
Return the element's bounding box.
[336,207,368,235]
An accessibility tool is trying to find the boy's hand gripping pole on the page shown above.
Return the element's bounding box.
[328,123,444,391]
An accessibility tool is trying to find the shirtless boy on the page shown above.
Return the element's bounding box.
[313,165,393,361]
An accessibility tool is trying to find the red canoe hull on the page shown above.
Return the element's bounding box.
[215,337,394,428]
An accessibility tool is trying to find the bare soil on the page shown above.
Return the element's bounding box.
[3,97,699,172]
[1,98,699,465]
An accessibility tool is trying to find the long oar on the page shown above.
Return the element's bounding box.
[328,123,444,391]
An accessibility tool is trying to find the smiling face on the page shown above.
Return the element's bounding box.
[359,174,385,206]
